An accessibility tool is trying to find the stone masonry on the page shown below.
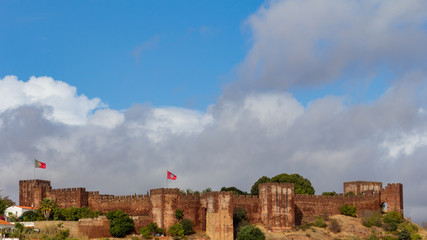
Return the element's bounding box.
[19,179,403,240]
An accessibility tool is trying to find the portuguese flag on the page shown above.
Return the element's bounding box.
[35,159,46,169]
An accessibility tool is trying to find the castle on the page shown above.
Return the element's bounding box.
[19,179,403,240]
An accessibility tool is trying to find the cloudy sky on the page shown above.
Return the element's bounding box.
[1,0,427,224]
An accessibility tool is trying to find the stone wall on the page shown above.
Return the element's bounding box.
[344,181,382,195]
[88,191,151,216]
[259,183,295,231]
[295,193,381,224]
[19,178,404,237]
[380,183,404,216]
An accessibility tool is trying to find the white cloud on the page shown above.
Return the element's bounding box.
[236,0,427,90]
[0,75,103,125]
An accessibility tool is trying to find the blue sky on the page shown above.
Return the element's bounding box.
[1,1,265,110]
[1,0,427,225]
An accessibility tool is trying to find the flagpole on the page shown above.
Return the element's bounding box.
[34,159,36,180]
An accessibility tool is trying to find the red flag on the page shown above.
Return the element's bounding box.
[35,159,46,169]
[167,171,176,180]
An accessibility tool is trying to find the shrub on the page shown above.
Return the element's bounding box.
[382,236,398,240]
[179,219,194,235]
[140,222,163,239]
[367,234,379,240]
[410,233,422,240]
[322,191,337,196]
[397,228,411,240]
[174,209,183,221]
[106,210,135,238]
[329,219,341,233]
[234,207,249,236]
[237,225,265,240]
[383,211,403,232]
[168,223,184,237]
[339,204,357,217]
[345,191,355,196]
[362,212,383,227]
[314,216,327,228]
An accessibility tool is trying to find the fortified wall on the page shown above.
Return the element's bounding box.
[19,180,403,240]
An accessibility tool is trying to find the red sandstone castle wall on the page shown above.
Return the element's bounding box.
[294,193,381,224]
[380,183,404,216]
[46,188,88,208]
[87,191,151,216]
[232,195,261,224]
[178,193,205,231]
[19,180,52,207]
[344,181,382,195]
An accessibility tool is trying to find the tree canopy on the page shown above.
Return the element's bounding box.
[220,187,248,195]
[250,176,271,195]
[271,173,315,195]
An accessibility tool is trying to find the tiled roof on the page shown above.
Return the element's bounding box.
[11,205,38,210]
[0,219,13,225]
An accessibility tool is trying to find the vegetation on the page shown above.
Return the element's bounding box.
[40,198,57,220]
[233,207,249,237]
[0,191,15,216]
[140,222,164,239]
[362,211,383,227]
[174,209,184,221]
[339,204,357,217]
[221,187,248,195]
[345,191,355,196]
[179,219,194,235]
[106,210,135,238]
[168,223,184,237]
[313,216,327,228]
[329,219,341,233]
[250,176,270,195]
[383,211,403,232]
[322,191,337,196]
[270,173,315,195]
[236,225,265,240]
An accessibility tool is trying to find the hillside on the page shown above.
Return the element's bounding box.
[255,215,427,240]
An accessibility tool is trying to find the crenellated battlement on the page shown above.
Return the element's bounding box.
[19,178,403,239]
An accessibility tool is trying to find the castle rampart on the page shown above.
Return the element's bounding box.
[19,179,403,238]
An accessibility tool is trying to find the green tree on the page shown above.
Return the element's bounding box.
[383,211,403,232]
[237,225,265,240]
[106,210,135,238]
[22,210,40,221]
[234,207,249,237]
[322,191,337,196]
[271,173,315,195]
[174,209,184,221]
[179,219,194,235]
[339,204,357,217]
[39,198,56,220]
[250,176,271,196]
[220,187,248,195]
[168,223,184,237]
[0,192,15,216]
[140,222,163,239]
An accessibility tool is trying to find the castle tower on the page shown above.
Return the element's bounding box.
[344,181,382,195]
[205,191,234,240]
[150,188,180,230]
[19,179,52,207]
[259,182,295,231]
[381,183,404,216]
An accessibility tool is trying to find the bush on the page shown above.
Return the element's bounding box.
[140,222,163,239]
[168,223,184,237]
[234,207,249,236]
[106,210,135,238]
[329,219,341,233]
[339,204,357,217]
[314,216,327,228]
[179,219,194,235]
[322,191,337,196]
[345,191,355,196]
[367,234,379,240]
[382,236,398,240]
[397,228,411,240]
[383,211,403,232]
[362,212,382,227]
[237,225,265,240]
[174,209,183,221]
